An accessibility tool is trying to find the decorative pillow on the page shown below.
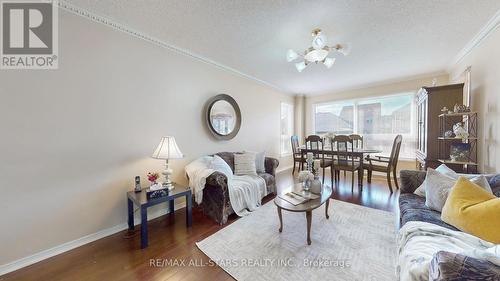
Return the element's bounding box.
[430,251,500,281]
[423,169,456,211]
[255,151,266,173]
[414,164,455,196]
[414,164,492,197]
[210,155,233,181]
[234,152,257,176]
[245,151,266,173]
[424,168,491,212]
[488,174,500,194]
[441,177,500,243]
[435,164,458,178]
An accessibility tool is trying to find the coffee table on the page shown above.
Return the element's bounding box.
[274,183,332,245]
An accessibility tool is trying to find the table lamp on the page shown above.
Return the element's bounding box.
[152,136,184,190]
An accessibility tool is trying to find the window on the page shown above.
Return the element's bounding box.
[314,100,354,135]
[314,94,416,158]
[280,102,294,156]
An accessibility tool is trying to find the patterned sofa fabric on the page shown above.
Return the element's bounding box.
[399,193,458,231]
[399,169,500,230]
[399,170,427,194]
[200,152,279,224]
[490,174,500,197]
[203,171,232,225]
[429,251,500,281]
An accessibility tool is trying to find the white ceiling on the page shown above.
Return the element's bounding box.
[67,0,500,95]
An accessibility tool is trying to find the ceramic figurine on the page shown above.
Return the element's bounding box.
[453,122,469,139]
[454,104,468,113]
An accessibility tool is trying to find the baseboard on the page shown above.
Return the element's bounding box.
[0,201,186,276]
[276,165,293,173]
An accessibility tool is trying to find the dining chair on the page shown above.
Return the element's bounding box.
[349,134,364,149]
[305,135,333,183]
[291,135,306,174]
[338,134,364,179]
[331,135,362,191]
[365,135,403,193]
[305,135,322,157]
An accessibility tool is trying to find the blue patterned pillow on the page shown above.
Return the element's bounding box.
[488,174,500,197]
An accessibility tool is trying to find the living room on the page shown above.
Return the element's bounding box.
[0,1,499,281]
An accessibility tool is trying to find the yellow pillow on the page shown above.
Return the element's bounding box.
[441,176,500,243]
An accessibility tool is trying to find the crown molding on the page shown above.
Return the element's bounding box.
[57,1,284,93]
[448,9,500,69]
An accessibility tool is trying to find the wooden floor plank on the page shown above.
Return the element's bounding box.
[1,169,398,281]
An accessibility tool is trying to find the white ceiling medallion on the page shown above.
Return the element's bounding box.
[287,28,350,72]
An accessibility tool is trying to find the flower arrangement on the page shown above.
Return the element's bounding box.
[298,170,314,183]
[325,132,336,142]
[147,172,159,184]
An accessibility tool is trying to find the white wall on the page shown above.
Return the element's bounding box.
[449,25,500,173]
[294,95,306,143]
[0,10,293,267]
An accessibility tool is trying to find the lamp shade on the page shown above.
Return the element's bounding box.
[152,136,184,159]
[337,43,351,56]
[323,57,336,68]
[286,49,298,62]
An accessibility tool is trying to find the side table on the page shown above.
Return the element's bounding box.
[127,184,192,248]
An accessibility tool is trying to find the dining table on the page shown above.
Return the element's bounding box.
[299,146,383,188]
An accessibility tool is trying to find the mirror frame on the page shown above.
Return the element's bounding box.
[205,94,241,140]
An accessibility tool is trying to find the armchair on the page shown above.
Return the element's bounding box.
[200,152,279,224]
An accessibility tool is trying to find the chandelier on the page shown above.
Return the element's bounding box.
[286,28,350,72]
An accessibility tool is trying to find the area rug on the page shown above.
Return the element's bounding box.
[196,199,397,281]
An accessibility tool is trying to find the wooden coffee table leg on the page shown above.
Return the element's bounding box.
[325,199,330,219]
[306,211,312,245]
[277,206,283,233]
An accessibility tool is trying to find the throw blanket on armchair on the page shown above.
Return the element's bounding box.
[185,156,214,204]
[398,221,499,281]
[185,157,267,216]
[229,175,266,216]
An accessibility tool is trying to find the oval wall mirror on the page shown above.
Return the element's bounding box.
[205,94,241,140]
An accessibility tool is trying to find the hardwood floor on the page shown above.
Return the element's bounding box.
[1,169,399,281]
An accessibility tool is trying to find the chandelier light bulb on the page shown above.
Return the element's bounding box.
[295,61,307,72]
[311,34,327,50]
[337,43,351,56]
[286,49,298,62]
[323,57,336,68]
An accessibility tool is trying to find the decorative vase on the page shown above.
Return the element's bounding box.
[310,177,322,194]
[303,179,311,191]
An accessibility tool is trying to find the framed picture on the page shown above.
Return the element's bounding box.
[450,143,471,162]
